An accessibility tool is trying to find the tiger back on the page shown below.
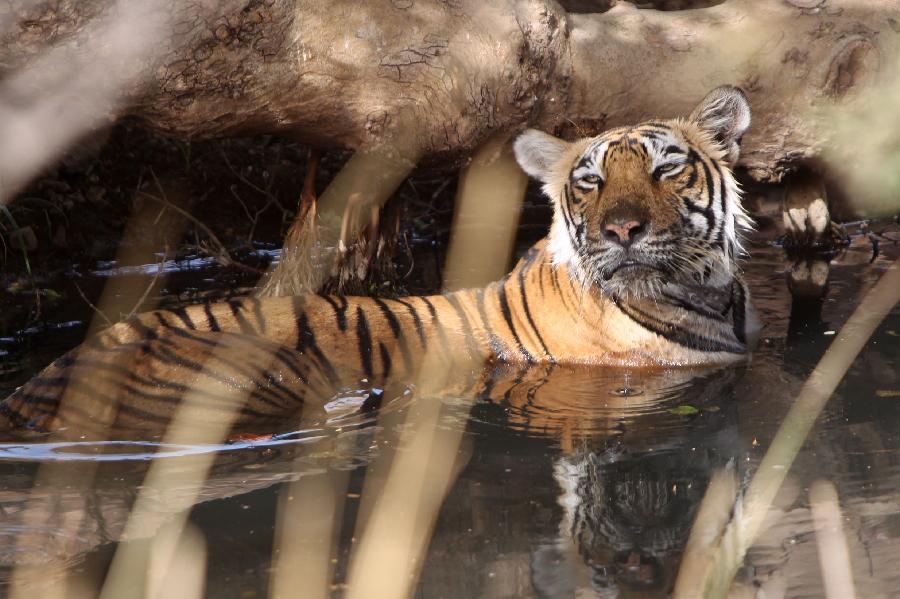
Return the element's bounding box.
[0,85,758,436]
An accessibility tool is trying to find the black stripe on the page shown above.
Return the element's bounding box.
[475,288,504,357]
[227,299,257,334]
[574,153,595,172]
[694,154,717,234]
[517,265,554,362]
[444,293,480,359]
[373,298,401,337]
[420,296,451,357]
[203,303,221,332]
[537,258,547,297]
[732,281,747,344]
[355,306,374,378]
[150,323,219,347]
[550,267,576,316]
[475,365,500,400]
[394,299,426,346]
[715,166,728,246]
[296,312,338,383]
[681,195,707,216]
[498,283,535,363]
[700,153,715,210]
[374,298,414,374]
[250,298,267,332]
[613,297,745,354]
[683,162,698,189]
[170,307,197,330]
[699,154,721,242]
[660,291,728,321]
[0,400,29,428]
[561,183,578,237]
[273,346,310,386]
[501,365,529,404]
[378,342,392,379]
[320,295,349,332]
[227,300,242,320]
[524,364,556,409]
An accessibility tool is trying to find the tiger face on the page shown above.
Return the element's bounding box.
[514,86,752,301]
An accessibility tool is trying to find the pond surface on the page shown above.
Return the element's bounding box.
[0,228,897,598]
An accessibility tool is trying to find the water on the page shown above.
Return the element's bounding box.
[0,230,897,598]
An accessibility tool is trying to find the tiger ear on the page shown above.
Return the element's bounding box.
[689,85,751,164]
[513,129,570,183]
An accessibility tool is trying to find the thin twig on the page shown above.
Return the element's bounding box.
[73,281,113,328]
[148,170,231,259]
[138,190,263,276]
[220,148,290,215]
[121,246,167,321]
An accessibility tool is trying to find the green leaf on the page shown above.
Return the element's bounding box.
[44,288,63,301]
[668,405,700,416]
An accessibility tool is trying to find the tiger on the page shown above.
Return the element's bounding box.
[0,85,758,435]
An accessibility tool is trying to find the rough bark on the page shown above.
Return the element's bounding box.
[2,0,897,185]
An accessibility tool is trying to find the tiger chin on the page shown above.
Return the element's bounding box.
[0,86,761,435]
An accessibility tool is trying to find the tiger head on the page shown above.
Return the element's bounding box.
[514,86,752,301]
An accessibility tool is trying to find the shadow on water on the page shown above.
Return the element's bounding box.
[0,233,897,597]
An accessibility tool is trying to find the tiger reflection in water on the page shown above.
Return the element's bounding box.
[506,366,744,599]
[0,364,740,594]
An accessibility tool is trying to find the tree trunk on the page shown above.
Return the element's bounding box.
[2,0,897,188]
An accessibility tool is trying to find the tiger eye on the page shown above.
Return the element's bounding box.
[652,163,679,180]
[574,174,603,192]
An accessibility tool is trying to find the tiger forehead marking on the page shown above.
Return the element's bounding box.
[570,125,688,184]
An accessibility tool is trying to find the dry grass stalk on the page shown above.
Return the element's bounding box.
[8,189,188,598]
[810,480,857,599]
[268,471,348,599]
[98,334,269,599]
[672,466,739,599]
[342,133,526,599]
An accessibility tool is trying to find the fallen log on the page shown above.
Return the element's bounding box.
[3,0,897,180]
[1,0,897,294]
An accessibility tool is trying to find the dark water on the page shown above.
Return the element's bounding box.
[0,232,897,598]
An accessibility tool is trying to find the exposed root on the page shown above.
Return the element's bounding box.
[256,150,321,298]
[256,145,418,297]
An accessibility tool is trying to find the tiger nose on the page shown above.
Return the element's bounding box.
[602,218,648,247]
